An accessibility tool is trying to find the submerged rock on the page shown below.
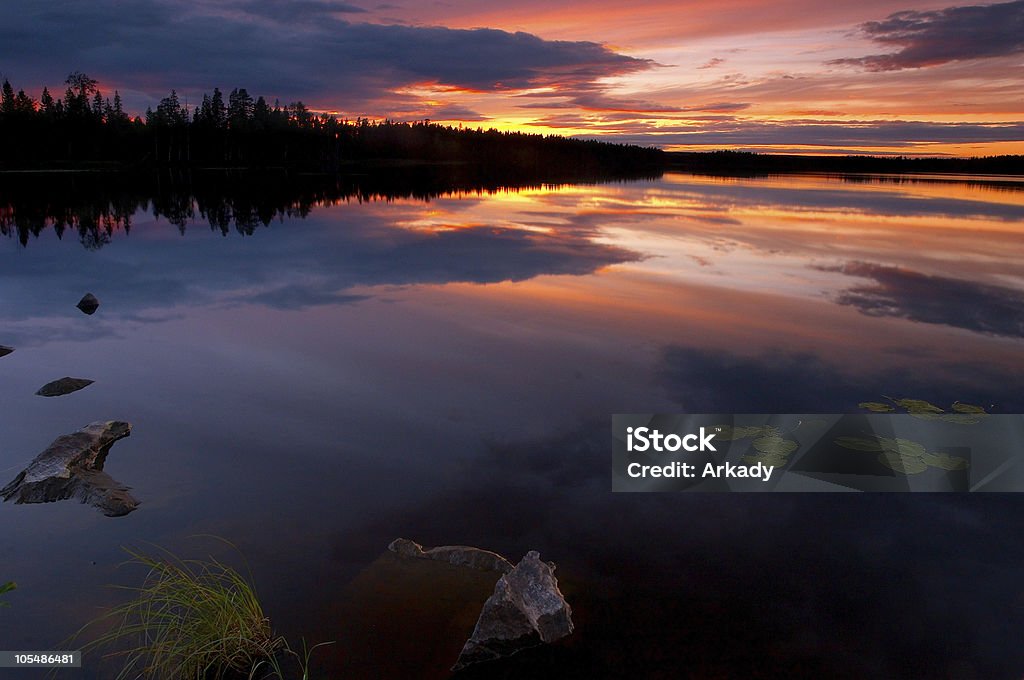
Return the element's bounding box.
[36,377,94,397]
[1,421,136,517]
[453,550,574,671]
[77,293,99,314]
[388,538,514,574]
[337,548,501,678]
[0,345,12,358]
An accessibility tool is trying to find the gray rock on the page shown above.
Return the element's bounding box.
[77,293,99,314]
[36,377,94,397]
[388,538,514,574]
[0,345,12,358]
[453,550,574,670]
[1,421,136,517]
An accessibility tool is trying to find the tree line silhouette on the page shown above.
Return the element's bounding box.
[667,150,1023,175]
[0,72,663,174]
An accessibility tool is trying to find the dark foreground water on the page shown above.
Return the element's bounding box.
[1,170,1023,679]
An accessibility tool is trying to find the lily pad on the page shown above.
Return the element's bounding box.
[834,436,885,452]
[714,425,767,441]
[878,437,927,458]
[893,398,944,414]
[937,414,985,425]
[951,402,986,414]
[878,452,928,475]
[36,377,94,397]
[752,436,798,456]
[920,452,969,470]
[858,402,895,412]
[742,453,789,467]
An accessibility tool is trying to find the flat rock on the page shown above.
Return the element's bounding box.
[36,377,94,397]
[453,550,574,671]
[77,293,100,314]
[388,538,514,573]
[1,421,136,517]
[0,345,12,358]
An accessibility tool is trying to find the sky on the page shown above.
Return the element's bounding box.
[2,0,1023,156]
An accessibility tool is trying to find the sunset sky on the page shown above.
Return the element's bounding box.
[2,0,1023,155]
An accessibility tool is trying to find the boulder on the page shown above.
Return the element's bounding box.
[1,421,136,517]
[453,550,574,671]
[0,345,12,358]
[77,293,100,314]
[388,538,514,574]
[36,377,94,397]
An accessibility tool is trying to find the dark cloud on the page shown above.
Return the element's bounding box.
[572,92,686,113]
[237,0,368,21]
[831,0,1024,70]
[823,261,1024,338]
[0,0,651,113]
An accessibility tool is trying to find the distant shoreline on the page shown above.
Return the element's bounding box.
[664,150,1024,176]
[2,152,1021,177]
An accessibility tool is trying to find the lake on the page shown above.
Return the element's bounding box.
[1,170,1023,678]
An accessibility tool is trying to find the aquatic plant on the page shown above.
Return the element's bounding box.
[0,580,15,608]
[858,397,989,424]
[74,544,329,679]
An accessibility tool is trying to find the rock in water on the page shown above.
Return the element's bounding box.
[388,538,514,573]
[0,421,136,517]
[76,293,99,315]
[0,345,13,358]
[453,551,574,671]
[36,377,94,397]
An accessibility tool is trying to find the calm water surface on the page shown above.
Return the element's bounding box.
[1,172,1023,678]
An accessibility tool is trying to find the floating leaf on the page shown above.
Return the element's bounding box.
[893,398,944,414]
[951,402,986,414]
[742,453,789,467]
[834,436,885,452]
[714,425,766,441]
[859,402,895,412]
[878,437,927,458]
[752,436,798,456]
[878,452,928,475]
[920,452,970,470]
[937,414,984,425]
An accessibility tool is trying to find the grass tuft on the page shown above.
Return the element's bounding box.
[0,580,15,608]
[76,544,286,679]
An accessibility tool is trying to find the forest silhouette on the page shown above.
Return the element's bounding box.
[2,72,1020,182]
[0,72,663,174]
